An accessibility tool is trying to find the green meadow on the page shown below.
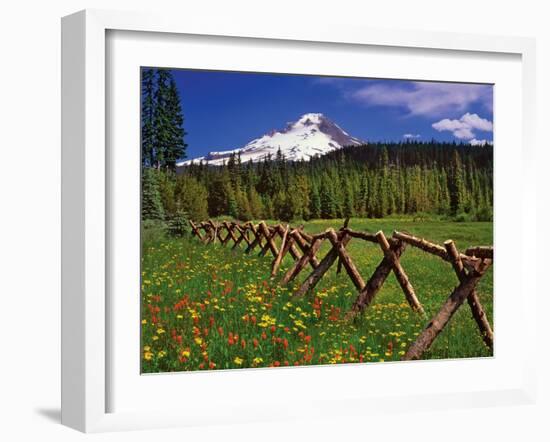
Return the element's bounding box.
[141,217,493,373]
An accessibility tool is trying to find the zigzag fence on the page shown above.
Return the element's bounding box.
[189,219,494,361]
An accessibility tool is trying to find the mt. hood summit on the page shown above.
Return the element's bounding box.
[178,113,364,166]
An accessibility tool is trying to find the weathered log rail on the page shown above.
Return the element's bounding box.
[189,219,494,361]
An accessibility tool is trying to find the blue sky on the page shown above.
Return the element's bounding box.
[163,69,493,159]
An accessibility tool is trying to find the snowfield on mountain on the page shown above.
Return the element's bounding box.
[177,113,364,166]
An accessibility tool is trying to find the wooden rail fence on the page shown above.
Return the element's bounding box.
[189,219,494,361]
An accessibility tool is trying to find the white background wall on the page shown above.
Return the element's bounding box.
[0,1,547,440]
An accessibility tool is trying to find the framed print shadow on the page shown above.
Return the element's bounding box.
[61,9,537,433]
[139,68,495,373]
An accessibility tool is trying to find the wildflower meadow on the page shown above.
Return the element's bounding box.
[141,218,493,373]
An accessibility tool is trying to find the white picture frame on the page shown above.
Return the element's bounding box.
[61,9,537,433]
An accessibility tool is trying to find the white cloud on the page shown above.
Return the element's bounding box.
[351,82,492,117]
[432,113,493,140]
[460,112,493,131]
[403,133,421,139]
[469,138,493,146]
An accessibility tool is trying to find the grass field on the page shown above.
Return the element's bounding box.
[141,217,493,373]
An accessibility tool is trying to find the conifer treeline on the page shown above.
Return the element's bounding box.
[141,68,187,170]
[143,142,493,223]
[139,69,493,224]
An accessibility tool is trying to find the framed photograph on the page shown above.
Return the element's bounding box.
[61,9,537,432]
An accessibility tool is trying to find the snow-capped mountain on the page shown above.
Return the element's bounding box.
[177,113,364,166]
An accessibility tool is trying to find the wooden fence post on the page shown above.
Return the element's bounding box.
[336,218,350,275]
[245,224,263,254]
[207,220,218,244]
[203,224,214,244]
[280,235,323,286]
[189,221,493,361]
[465,246,493,260]
[444,240,493,351]
[223,221,238,245]
[189,220,205,242]
[327,229,365,291]
[375,231,424,314]
[232,224,250,250]
[258,222,279,258]
[271,225,290,277]
[292,229,319,268]
[275,224,301,261]
[403,259,491,360]
[260,221,279,257]
[351,240,406,314]
[294,233,351,297]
